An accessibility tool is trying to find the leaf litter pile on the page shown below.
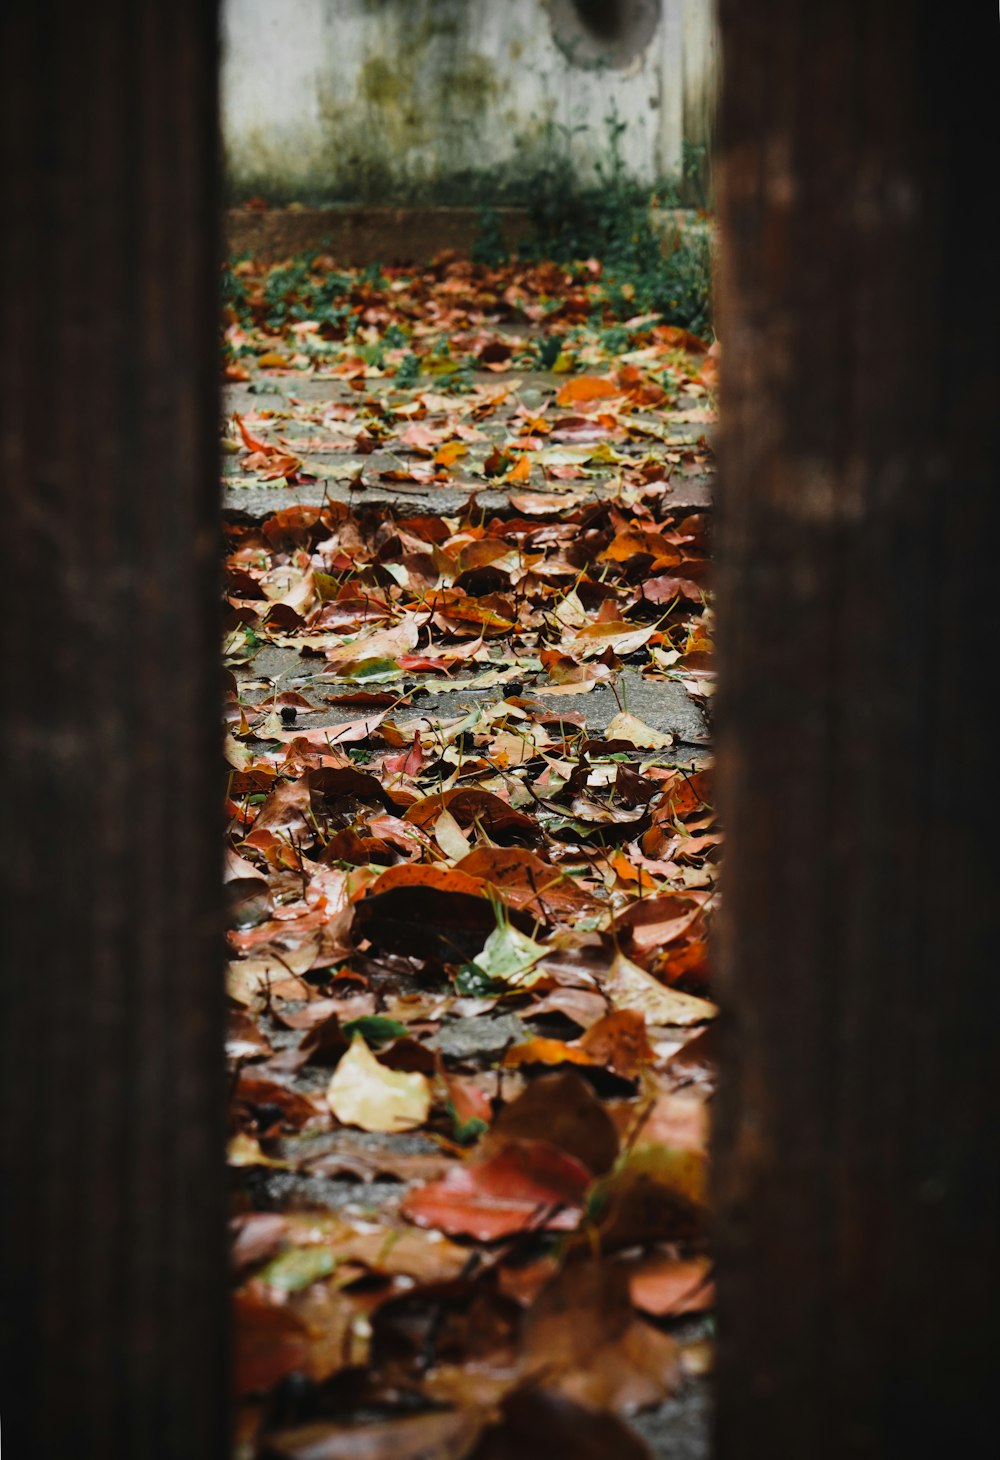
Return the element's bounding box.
[224,251,719,1459]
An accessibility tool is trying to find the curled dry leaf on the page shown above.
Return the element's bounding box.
[578,1008,656,1077]
[613,892,707,958]
[605,951,718,1026]
[602,712,676,750]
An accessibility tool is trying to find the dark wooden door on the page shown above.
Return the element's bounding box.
[713,2,999,1454]
[0,3,226,1456]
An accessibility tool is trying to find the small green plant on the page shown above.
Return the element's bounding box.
[393,352,421,387]
[515,110,713,338]
[221,260,250,319]
[472,207,508,266]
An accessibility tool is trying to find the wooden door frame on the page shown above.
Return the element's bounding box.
[2,2,997,1456]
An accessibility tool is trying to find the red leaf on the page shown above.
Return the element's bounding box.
[401,1139,591,1241]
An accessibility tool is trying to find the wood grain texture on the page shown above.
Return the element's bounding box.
[712,2,999,1455]
[0,2,226,1456]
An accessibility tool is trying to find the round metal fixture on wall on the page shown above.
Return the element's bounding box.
[544,0,661,69]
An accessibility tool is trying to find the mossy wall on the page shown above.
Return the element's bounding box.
[222,0,717,205]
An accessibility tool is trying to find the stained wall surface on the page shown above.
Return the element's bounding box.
[221,0,718,203]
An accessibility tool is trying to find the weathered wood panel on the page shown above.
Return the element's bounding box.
[713,2,999,1454]
[0,2,226,1456]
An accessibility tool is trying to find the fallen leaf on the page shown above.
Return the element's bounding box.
[327,1035,431,1133]
[488,1071,618,1174]
[261,1409,484,1460]
[605,952,717,1026]
[626,1253,714,1317]
[353,863,514,960]
[457,846,599,919]
[474,1388,655,1460]
[520,1260,680,1414]
[555,376,621,407]
[434,805,472,860]
[603,712,675,749]
[471,921,547,986]
[584,1143,709,1251]
[233,1291,311,1396]
[402,1139,591,1241]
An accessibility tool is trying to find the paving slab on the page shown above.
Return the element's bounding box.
[234,658,710,750]
[223,473,713,522]
[222,373,715,519]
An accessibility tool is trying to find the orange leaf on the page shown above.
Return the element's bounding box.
[433,440,468,467]
[234,412,272,454]
[555,375,620,407]
[503,1038,595,1069]
[579,1009,655,1077]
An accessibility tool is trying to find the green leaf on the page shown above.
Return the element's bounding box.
[454,962,502,997]
[342,658,401,683]
[341,1015,409,1046]
[446,1102,489,1145]
[256,1246,336,1292]
[473,922,546,986]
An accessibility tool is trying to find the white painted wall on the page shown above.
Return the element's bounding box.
[221,0,717,203]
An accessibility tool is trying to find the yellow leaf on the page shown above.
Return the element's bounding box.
[604,712,675,749]
[606,952,717,1026]
[327,1035,431,1133]
[227,1132,290,1169]
[434,806,471,861]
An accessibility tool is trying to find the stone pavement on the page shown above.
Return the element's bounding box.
[224,348,714,1460]
[223,368,714,755]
